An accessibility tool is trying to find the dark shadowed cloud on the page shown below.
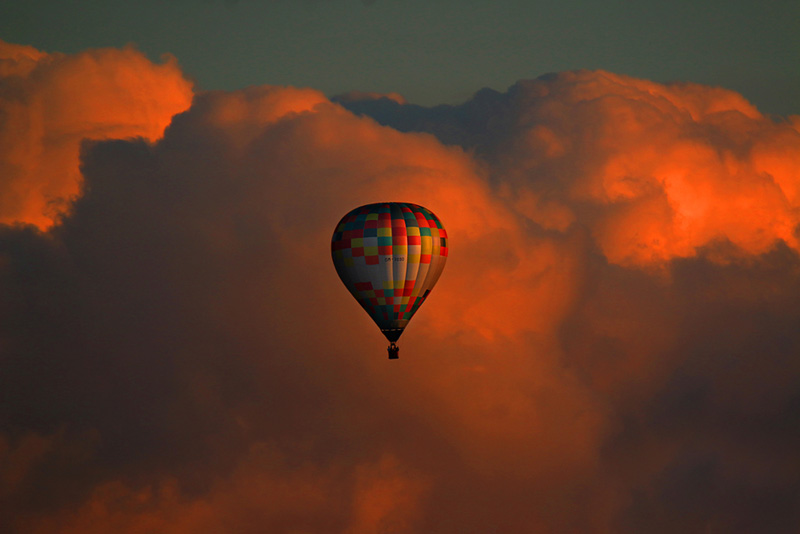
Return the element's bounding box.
[2,41,800,533]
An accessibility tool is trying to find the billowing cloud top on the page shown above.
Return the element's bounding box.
[341,71,800,266]
[2,41,800,533]
[0,40,193,229]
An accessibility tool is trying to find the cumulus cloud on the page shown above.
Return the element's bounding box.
[343,70,800,267]
[332,91,406,105]
[2,42,800,533]
[0,39,193,229]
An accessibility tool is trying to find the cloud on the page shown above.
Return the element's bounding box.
[0,39,193,229]
[342,70,800,267]
[332,91,406,105]
[2,42,800,532]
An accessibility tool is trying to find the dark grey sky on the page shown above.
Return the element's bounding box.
[2,0,798,114]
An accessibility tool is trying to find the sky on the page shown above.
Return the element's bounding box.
[2,2,800,533]
[1,0,799,114]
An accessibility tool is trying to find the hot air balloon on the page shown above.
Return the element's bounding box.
[331,202,448,359]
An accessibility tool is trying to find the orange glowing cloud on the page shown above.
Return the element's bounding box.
[3,51,800,533]
[0,40,193,229]
[13,443,429,534]
[484,71,800,267]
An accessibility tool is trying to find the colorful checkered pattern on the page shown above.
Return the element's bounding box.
[331,202,448,340]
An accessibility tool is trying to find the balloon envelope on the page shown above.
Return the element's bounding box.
[331,202,448,342]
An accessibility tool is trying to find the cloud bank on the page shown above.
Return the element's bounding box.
[2,42,800,533]
[0,40,193,229]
